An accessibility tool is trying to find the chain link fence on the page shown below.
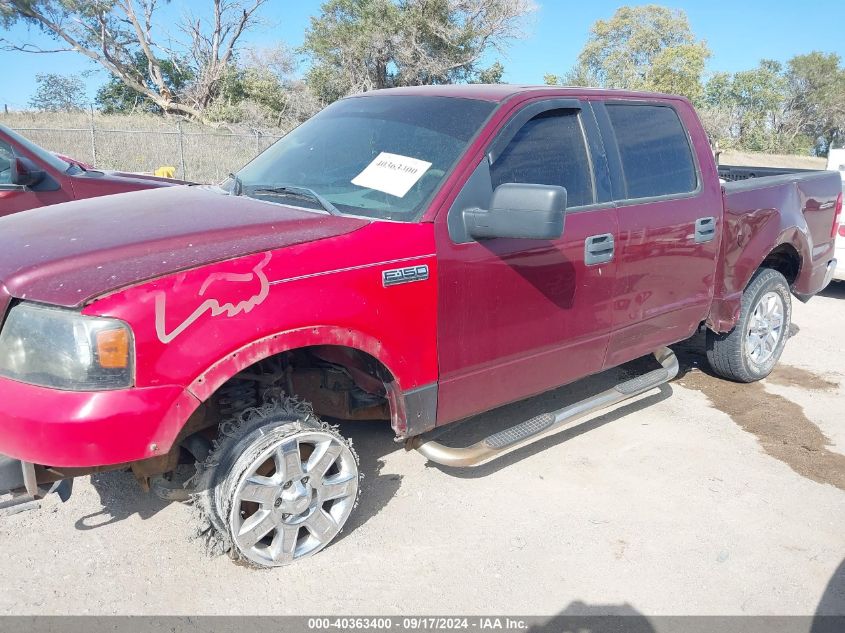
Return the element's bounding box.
[9,120,283,184]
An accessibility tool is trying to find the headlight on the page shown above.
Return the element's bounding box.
[0,303,134,391]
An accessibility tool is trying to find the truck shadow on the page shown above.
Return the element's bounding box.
[332,358,674,537]
[529,602,656,632]
[814,557,845,628]
[820,281,845,299]
[74,471,170,530]
[332,420,403,541]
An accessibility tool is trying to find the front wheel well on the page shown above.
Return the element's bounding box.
[212,345,395,424]
[131,345,396,486]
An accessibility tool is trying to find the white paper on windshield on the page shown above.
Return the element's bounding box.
[351,152,432,198]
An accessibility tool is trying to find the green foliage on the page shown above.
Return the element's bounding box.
[303,0,531,103]
[204,47,321,128]
[547,4,844,155]
[28,73,87,112]
[96,53,193,114]
[553,5,710,101]
[473,61,505,85]
[786,52,845,153]
[700,54,845,155]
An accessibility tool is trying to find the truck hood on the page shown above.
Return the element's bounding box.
[0,185,368,308]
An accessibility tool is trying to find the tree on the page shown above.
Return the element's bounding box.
[302,0,534,103]
[96,53,194,114]
[473,60,505,84]
[701,59,823,154]
[785,52,845,154]
[548,5,710,102]
[28,72,87,111]
[1,0,268,121]
[206,45,322,127]
[729,60,791,151]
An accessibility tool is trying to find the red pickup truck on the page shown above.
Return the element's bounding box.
[0,124,178,213]
[0,86,840,568]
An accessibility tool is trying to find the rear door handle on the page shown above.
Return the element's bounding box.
[584,233,614,265]
[694,217,716,243]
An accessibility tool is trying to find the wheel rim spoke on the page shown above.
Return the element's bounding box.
[307,440,342,478]
[306,509,338,544]
[274,440,303,480]
[747,333,762,360]
[239,475,279,506]
[270,525,299,564]
[320,473,357,502]
[236,508,277,549]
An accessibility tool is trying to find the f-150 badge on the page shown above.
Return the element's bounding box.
[382,265,429,287]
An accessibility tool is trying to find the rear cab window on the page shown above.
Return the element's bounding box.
[604,103,698,200]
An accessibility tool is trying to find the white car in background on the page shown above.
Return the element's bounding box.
[829,149,845,281]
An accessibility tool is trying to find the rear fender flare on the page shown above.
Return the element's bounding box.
[707,226,809,332]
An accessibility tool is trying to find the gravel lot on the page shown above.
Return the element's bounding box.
[1,285,843,617]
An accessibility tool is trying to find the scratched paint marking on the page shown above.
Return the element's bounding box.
[155,253,272,344]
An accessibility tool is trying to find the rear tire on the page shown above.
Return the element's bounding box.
[706,268,791,383]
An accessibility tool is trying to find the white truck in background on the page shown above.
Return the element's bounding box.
[829,149,845,282]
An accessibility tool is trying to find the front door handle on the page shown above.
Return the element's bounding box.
[585,233,614,265]
[694,217,716,243]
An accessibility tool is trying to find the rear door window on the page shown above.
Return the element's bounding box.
[491,109,595,208]
[605,104,697,200]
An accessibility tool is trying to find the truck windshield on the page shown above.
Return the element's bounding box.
[233,95,496,221]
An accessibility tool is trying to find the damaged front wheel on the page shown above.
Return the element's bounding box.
[193,399,360,568]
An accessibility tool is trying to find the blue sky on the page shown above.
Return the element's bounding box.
[1,0,843,109]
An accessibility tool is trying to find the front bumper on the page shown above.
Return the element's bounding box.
[0,377,200,468]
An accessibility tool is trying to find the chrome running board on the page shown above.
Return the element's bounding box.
[409,347,679,468]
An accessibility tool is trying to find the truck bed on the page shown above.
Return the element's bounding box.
[718,164,818,182]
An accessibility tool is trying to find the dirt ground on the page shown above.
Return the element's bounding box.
[1,285,843,617]
[718,150,826,170]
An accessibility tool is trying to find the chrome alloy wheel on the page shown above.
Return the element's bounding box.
[745,290,785,365]
[228,431,358,567]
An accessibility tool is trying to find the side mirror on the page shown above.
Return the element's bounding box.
[463,183,567,240]
[10,156,45,188]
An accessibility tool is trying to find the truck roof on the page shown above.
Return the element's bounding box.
[350,84,688,103]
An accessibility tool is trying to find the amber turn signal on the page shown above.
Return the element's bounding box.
[96,328,130,369]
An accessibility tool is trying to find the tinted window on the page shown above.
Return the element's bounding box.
[606,104,697,199]
[236,96,495,222]
[0,140,13,185]
[491,110,594,207]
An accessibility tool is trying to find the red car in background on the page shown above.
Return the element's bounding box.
[0,124,181,214]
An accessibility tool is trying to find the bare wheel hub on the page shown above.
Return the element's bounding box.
[228,430,358,567]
